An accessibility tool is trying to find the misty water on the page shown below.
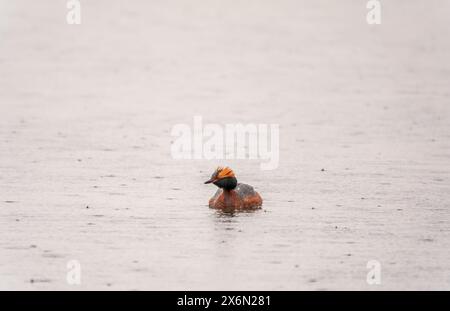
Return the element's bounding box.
[1,1,450,290]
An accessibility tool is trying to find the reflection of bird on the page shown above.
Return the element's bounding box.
[204,167,263,210]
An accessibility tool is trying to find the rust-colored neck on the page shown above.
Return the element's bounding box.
[223,189,234,208]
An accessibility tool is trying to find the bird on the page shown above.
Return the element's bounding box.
[204,166,263,211]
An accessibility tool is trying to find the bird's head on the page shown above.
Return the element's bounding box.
[204,166,237,190]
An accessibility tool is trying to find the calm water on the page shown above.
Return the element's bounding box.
[1,0,450,290]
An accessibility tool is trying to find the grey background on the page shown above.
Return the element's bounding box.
[1,0,449,290]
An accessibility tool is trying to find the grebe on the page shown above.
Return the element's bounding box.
[204,167,263,211]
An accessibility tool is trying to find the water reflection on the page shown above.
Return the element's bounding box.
[212,208,262,219]
[209,208,262,237]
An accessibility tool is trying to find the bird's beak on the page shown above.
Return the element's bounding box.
[204,178,215,184]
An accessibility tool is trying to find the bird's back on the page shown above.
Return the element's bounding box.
[235,183,263,209]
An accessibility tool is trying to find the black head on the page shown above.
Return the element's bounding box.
[204,166,238,190]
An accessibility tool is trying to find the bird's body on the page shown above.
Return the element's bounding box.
[205,167,262,211]
[208,183,263,211]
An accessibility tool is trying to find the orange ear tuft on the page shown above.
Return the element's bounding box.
[217,166,235,179]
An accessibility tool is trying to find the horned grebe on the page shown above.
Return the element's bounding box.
[204,167,263,211]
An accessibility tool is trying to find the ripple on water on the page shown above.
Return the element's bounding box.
[30,278,52,284]
[42,252,65,259]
